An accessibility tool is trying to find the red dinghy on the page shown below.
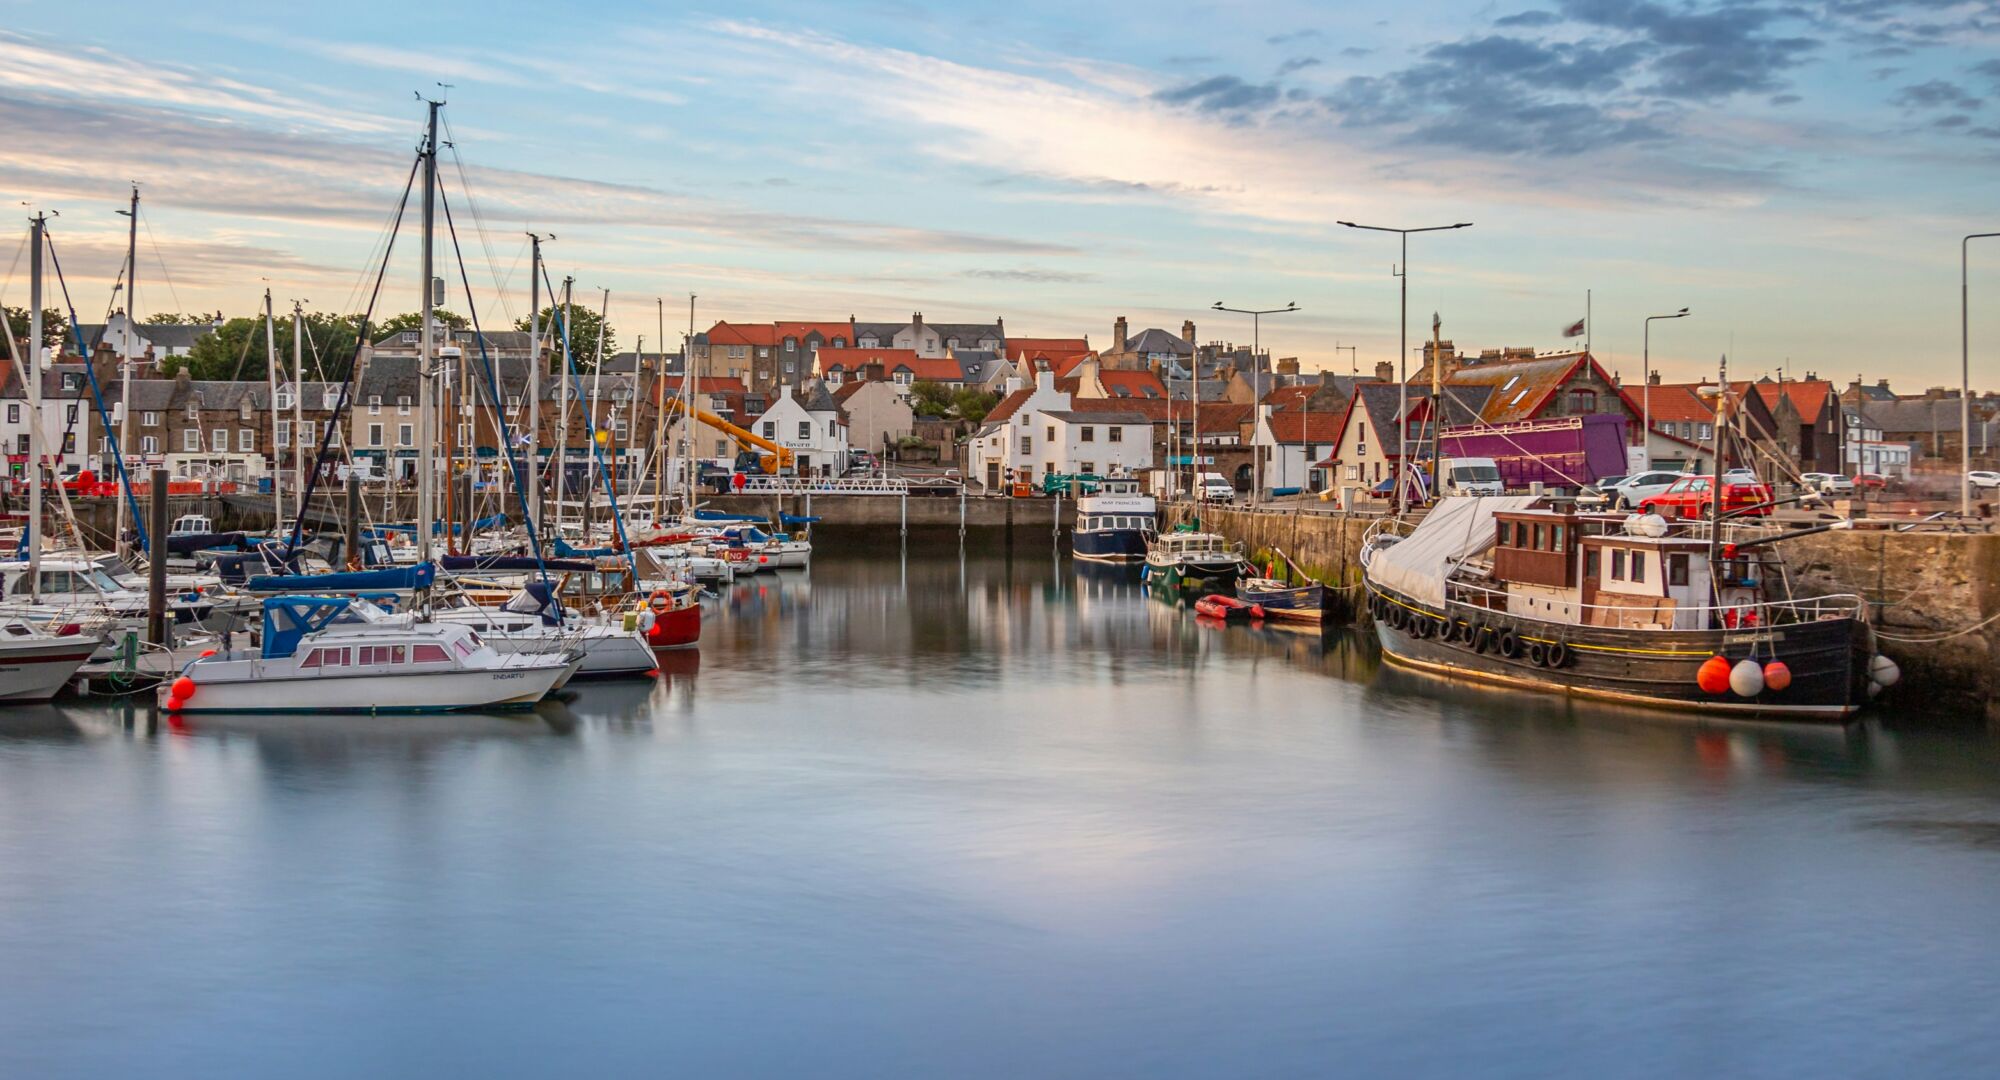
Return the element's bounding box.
[1194,594,1265,621]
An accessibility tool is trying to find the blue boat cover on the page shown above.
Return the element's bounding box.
[442,555,595,573]
[247,561,437,594]
[693,509,764,523]
[552,538,616,558]
[259,595,357,659]
[164,532,251,555]
[779,513,820,525]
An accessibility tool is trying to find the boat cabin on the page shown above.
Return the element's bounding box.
[169,514,215,537]
[1480,509,1758,631]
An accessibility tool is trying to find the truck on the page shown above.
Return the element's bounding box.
[1435,413,1629,495]
[1437,457,1504,496]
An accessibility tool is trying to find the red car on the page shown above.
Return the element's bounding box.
[1638,474,1773,518]
[1853,472,1891,492]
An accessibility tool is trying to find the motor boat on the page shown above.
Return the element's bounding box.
[0,617,106,701]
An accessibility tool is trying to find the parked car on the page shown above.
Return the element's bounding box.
[1854,472,1893,492]
[1580,470,1687,511]
[1805,473,1855,495]
[1575,475,1626,509]
[1197,472,1235,503]
[1638,474,1774,518]
[1970,470,2000,492]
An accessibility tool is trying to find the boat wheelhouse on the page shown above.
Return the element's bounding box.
[1073,479,1156,563]
[1145,528,1250,591]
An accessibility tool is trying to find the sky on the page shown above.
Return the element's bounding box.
[2,0,1997,386]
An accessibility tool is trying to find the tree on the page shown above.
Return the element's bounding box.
[951,387,1001,426]
[145,312,210,325]
[157,312,365,382]
[907,380,999,425]
[515,305,615,368]
[4,306,69,351]
[376,309,469,334]
[907,379,955,418]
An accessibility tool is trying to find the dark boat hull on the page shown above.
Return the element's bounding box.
[1366,584,1872,719]
[1073,529,1149,562]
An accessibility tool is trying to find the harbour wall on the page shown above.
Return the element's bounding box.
[1175,503,2000,721]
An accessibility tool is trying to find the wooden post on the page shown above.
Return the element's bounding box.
[344,472,361,569]
[146,470,168,646]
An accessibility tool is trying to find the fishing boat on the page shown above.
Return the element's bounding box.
[639,581,702,650]
[1144,527,1250,592]
[1359,497,1890,719]
[0,618,106,701]
[161,595,574,714]
[1236,578,1327,623]
[1072,478,1155,563]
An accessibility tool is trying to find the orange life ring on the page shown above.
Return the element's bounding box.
[648,590,671,614]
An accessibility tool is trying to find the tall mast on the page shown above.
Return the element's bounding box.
[291,301,304,527]
[1707,355,1728,598]
[416,96,441,565]
[115,186,138,560]
[263,287,282,534]
[655,296,666,519]
[554,276,572,533]
[589,287,609,517]
[26,214,44,600]
[683,292,697,518]
[526,233,543,534]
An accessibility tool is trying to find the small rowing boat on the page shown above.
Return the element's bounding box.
[1193,594,1264,621]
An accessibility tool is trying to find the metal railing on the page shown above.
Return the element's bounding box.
[733,476,922,495]
[1431,577,1867,628]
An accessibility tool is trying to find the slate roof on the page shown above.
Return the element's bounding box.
[1123,327,1193,357]
[1164,378,1231,402]
[1863,397,1967,436]
[1043,410,1151,425]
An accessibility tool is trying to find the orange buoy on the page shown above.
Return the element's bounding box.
[199,649,217,658]
[165,695,185,712]
[1762,661,1792,692]
[171,676,196,700]
[1696,655,1732,694]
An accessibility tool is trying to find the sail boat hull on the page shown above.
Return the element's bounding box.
[1366,584,1873,718]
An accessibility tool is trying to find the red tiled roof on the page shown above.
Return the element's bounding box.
[1265,411,1346,444]
[1262,385,1316,410]
[1049,353,1091,377]
[1006,338,1089,361]
[706,321,776,346]
[985,387,1034,424]
[655,375,746,396]
[1753,379,1836,422]
[1632,382,1721,423]
[1098,370,1167,400]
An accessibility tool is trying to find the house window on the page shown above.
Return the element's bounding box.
[275,421,291,448]
[1109,427,1123,443]
[832,338,845,348]
[61,433,75,453]
[187,403,200,420]
[276,391,293,409]
[324,389,340,410]
[762,422,775,438]
[66,404,79,424]
[141,436,158,455]
[757,347,769,359]
[210,429,226,452]
[728,346,747,359]
[368,395,382,414]
[398,424,413,446]
[458,423,473,445]
[714,440,728,457]
[1698,423,1713,440]
[397,396,412,415]
[827,420,837,437]
[507,395,521,411]
[239,400,253,420]
[946,337,959,349]
[4,404,15,423]
[142,411,158,427]
[1568,389,1597,413]
[797,421,811,441]
[894,371,912,385]
[1020,435,1033,455]
[1080,461,1095,474]
[61,372,80,390]
[368,424,384,447]
[1611,549,1627,580]
[184,429,201,451]
[299,421,314,445]
[1081,426,1095,443]
[235,428,252,451]
[785,337,797,352]
[1046,426,1055,442]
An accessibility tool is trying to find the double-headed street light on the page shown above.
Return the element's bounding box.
[1642,308,1691,471]
[1338,220,1472,515]
[1212,300,1298,504]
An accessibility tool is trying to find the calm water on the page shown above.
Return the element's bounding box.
[5,545,2000,1077]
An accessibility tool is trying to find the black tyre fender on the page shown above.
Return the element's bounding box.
[1497,629,1521,659]
[1548,640,1570,668]
[1526,641,1548,667]
[1471,624,1490,653]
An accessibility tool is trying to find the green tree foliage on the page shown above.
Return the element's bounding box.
[144,312,212,324]
[952,387,1000,426]
[159,312,364,381]
[515,305,614,367]
[376,309,469,334]
[906,380,1000,424]
[907,379,954,418]
[4,306,69,351]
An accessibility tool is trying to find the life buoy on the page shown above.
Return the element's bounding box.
[1497,629,1521,659]
[648,590,672,614]
[1526,641,1547,667]
[1547,640,1570,668]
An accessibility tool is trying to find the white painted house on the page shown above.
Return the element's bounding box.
[751,381,849,476]
[969,370,1153,489]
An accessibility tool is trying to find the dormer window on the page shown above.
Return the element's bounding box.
[784,337,797,352]
[400,331,418,344]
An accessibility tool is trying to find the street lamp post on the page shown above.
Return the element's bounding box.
[1212,300,1298,504]
[1963,232,2000,519]
[1642,308,1691,472]
[1338,220,1472,515]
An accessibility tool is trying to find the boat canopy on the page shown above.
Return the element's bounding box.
[1369,496,1540,607]
[259,595,359,659]
[693,509,764,523]
[246,561,437,594]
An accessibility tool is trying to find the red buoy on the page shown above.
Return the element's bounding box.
[199,649,217,658]
[1696,655,1732,694]
[165,695,185,712]
[171,676,196,700]
[1763,661,1793,692]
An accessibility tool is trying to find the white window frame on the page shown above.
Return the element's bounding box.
[184,429,201,451]
[238,428,255,451]
[210,428,227,452]
[398,424,414,447]
[368,423,384,448]
[275,420,291,448]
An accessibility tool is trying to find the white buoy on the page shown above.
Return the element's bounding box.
[1868,654,1901,688]
[1730,657,1765,697]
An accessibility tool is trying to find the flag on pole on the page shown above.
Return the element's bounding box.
[1562,318,1586,338]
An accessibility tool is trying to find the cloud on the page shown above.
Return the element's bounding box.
[1153,75,1280,112]
[1276,57,1323,76]
[1494,11,1562,27]
[961,268,1097,283]
[1554,0,1820,100]
[1265,30,1322,45]
[1769,93,1802,106]
[1338,46,1374,58]
[1892,79,1983,111]
[1164,54,1219,65]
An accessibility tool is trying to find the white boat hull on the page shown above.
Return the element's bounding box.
[165,659,569,713]
[0,635,102,702]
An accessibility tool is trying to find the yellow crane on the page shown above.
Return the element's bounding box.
[660,396,795,474]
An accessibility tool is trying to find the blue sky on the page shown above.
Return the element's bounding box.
[4,0,1997,385]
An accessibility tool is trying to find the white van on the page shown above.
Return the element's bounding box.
[1197,472,1235,503]
[1440,457,1504,496]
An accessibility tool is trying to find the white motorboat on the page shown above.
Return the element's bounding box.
[434,586,658,679]
[0,618,106,701]
[1144,529,1251,592]
[162,595,574,714]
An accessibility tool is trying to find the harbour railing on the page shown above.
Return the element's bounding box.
[733,476,926,496]
[1432,577,1867,628]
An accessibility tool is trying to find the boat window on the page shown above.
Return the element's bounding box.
[359,644,408,665]
[321,648,350,667]
[1668,553,1689,586]
[1552,524,1565,551]
[1631,551,1647,583]
[1611,549,1627,580]
[36,571,74,593]
[1585,548,1600,579]
[1532,523,1545,550]
[301,649,323,669]
[453,638,475,658]
[412,644,450,664]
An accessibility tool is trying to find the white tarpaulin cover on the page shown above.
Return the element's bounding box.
[1368,496,1541,607]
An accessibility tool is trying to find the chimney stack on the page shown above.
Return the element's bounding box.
[1649,370,1662,386]
[1373,360,1395,382]
[1113,316,1128,353]
[865,361,886,383]
[1276,357,1299,376]
[1182,319,1196,345]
